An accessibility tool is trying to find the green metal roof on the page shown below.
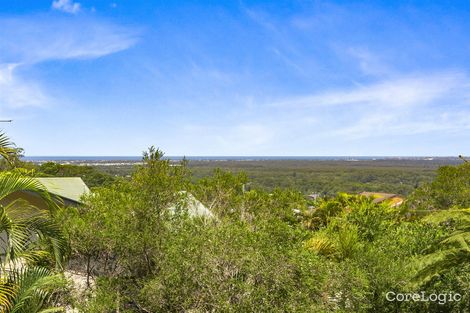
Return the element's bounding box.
[36,177,90,203]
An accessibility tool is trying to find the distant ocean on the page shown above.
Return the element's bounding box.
[22,156,457,162]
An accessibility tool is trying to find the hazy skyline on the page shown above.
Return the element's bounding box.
[1,0,469,156]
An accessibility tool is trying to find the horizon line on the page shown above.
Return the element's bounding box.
[23,155,461,158]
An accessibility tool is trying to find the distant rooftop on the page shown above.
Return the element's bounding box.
[167,191,214,218]
[36,177,90,203]
[359,192,404,207]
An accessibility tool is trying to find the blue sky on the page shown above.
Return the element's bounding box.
[1,0,469,156]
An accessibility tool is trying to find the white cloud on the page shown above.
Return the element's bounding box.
[0,15,139,109]
[272,71,470,139]
[243,8,277,32]
[52,0,81,14]
[347,47,395,77]
[0,17,139,64]
[275,72,467,109]
[331,112,470,140]
[0,64,48,109]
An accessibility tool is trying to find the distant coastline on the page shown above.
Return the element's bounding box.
[23,156,460,163]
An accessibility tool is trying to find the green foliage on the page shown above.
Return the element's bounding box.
[322,261,372,312]
[185,159,443,196]
[304,234,336,257]
[66,157,328,312]
[301,193,350,230]
[137,219,324,313]
[305,223,362,261]
[345,198,398,242]
[301,191,463,312]
[406,163,470,310]
[192,168,247,218]
[95,158,447,196]
[50,147,469,312]
[413,209,470,284]
[58,148,191,306]
[302,193,399,240]
[2,266,66,313]
[0,174,67,269]
[407,162,470,210]
[0,132,23,170]
[0,132,68,312]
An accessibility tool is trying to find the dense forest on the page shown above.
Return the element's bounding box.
[56,157,460,196]
[186,159,456,196]
[0,132,469,312]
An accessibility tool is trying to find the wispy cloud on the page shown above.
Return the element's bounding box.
[0,16,139,64]
[52,0,81,14]
[275,72,468,108]
[242,7,308,75]
[243,8,277,32]
[333,113,470,139]
[0,15,139,109]
[272,71,470,139]
[347,47,396,77]
[0,64,48,109]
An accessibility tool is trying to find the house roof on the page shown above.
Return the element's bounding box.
[167,191,214,218]
[360,192,397,198]
[359,192,403,206]
[36,177,90,203]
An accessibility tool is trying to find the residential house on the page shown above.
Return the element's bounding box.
[1,177,90,210]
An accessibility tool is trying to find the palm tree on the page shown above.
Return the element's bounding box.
[0,267,65,313]
[0,133,20,168]
[0,174,67,265]
[0,132,68,312]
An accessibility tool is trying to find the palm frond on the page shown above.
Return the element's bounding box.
[37,308,64,313]
[413,248,470,284]
[0,280,15,312]
[0,204,30,263]
[304,236,337,257]
[413,208,470,284]
[4,266,66,313]
[0,174,61,211]
[0,132,18,166]
[0,201,68,268]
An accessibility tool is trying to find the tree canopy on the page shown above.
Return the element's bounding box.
[1,131,469,312]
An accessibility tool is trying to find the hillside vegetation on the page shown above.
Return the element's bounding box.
[0,134,469,312]
[87,158,461,196]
